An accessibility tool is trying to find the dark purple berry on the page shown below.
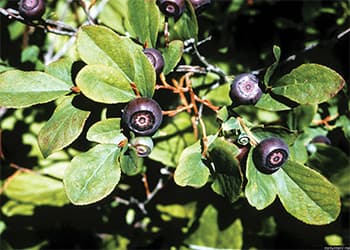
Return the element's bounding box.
[229,73,263,106]
[253,137,289,174]
[190,0,211,12]
[18,0,46,20]
[157,0,185,19]
[310,135,331,145]
[143,48,165,75]
[122,97,163,136]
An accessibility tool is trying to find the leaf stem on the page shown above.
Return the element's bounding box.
[237,117,259,147]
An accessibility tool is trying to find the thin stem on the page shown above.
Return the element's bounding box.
[78,0,95,25]
[237,117,259,146]
[0,8,77,36]
[192,43,227,84]
[199,117,208,157]
[142,173,151,198]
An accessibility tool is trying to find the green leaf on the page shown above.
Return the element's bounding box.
[157,202,197,226]
[4,172,69,206]
[245,148,278,210]
[0,70,72,108]
[98,0,133,36]
[162,40,184,74]
[209,138,243,203]
[274,161,341,225]
[0,220,6,234]
[38,96,90,158]
[272,64,345,104]
[171,0,198,41]
[307,144,350,177]
[150,112,196,167]
[255,93,291,111]
[217,106,229,122]
[174,141,210,187]
[307,144,350,197]
[77,25,155,97]
[64,144,121,205]
[289,135,308,164]
[185,205,243,249]
[264,45,281,85]
[222,117,240,132]
[127,0,160,47]
[287,104,317,131]
[251,126,297,146]
[87,118,127,145]
[2,200,35,217]
[21,45,39,63]
[76,64,135,104]
[45,57,74,85]
[119,149,144,176]
[39,162,69,180]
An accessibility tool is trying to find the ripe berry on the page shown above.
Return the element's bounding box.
[18,0,46,20]
[190,0,211,12]
[307,135,331,154]
[143,48,165,75]
[157,0,185,19]
[130,136,154,157]
[122,97,163,136]
[253,137,289,174]
[310,135,331,145]
[229,73,263,106]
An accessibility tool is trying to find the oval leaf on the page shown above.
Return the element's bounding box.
[255,93,291,111]
[0,70,72,108]
[185,205,243,249]
[273,161,341,225]
[38,96,90,158]
[171,0,198,41]
[119,149,144,176]
[87,118,127,145]
[4,172,69,206]
[209,138,243,203]
[76,64,135,104]
[174,141,210,187]
[45,58,74,85]
[272,64,345,104]
[63,144,121,205]
[245,148,278,210]
[264,45,281,85]
[162,40,184,74]
[77,25,155,97]
[127,0,160,47]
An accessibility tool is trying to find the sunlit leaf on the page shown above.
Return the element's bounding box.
[77,25,155,97]
[76,64,135,104]
[64,144,121,205]
[87,118,127,145]
[38,96,90,158]
[0,70,72,108]
[174,141,210,187]
[4,172,69,206]
[274,161,341,225]
[162,40,184,74]
[127,0,160,47]
[185,205,243,249]
[272,64,345,104]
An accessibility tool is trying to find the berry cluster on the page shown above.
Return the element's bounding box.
[228,73,289,174]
